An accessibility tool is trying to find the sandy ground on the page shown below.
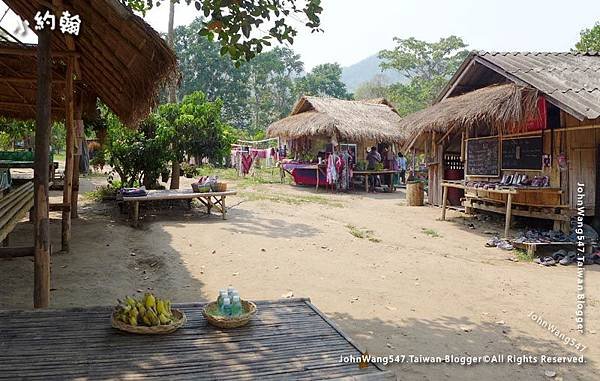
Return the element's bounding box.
[2,172,599,381]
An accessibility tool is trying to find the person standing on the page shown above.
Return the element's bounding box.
[397,152,407,184]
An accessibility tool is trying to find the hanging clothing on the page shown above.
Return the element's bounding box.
[326,153,338,185]
[241,153,255,175]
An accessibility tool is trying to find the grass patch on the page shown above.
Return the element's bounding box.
[421,228,442,238]
[241,191,343,207]
[346,224,380,243]
[514,248,534,262]
[85,185,117,202]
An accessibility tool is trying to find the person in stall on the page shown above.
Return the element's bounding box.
[366,146,382,191]
[397,152,407,185]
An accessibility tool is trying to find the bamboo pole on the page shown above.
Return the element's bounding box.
[34,26,52,308]
[61,58,75,252]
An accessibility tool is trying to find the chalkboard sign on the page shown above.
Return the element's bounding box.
[501,136,543,170]
[466,137,499,176]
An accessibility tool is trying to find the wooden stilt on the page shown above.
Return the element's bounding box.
[71,156,80,219]
[34,26,52,309]
[132,201,139,228]
[505,193,513,238]
[61,58,75,252]
[441,184,449,221]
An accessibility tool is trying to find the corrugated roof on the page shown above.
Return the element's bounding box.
[447,52,600,120]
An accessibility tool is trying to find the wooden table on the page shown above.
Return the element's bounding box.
[122,189,236,227]
[0,298,392,380]
[441,181,567,237]
[353,170,399,192]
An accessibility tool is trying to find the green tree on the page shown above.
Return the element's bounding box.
[125,0,323,64]
[103,107,171,188]
[576,22,600,52]
[158,91,237,168]
[174,18,251,129]
[379,36,469,115]
[295,63,351,99]
[247,47,304,133]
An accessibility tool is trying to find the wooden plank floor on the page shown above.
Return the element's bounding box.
[0,298,392,380]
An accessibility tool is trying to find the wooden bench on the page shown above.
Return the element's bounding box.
[122,189,237,227]
[0,182,34,258]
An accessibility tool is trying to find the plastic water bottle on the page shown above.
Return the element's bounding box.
[231,295,242,316]
[222,297,232,316]
[227,287,236,300]
[217,290,227,309]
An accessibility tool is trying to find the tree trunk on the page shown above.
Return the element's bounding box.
[34,26,52,308]
[167,0,180,189]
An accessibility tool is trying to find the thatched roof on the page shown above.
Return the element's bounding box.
[400,84,539,151]
[1,0,178,126]
[267,96,405,142]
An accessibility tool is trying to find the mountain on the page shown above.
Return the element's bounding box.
[341,54,407,92]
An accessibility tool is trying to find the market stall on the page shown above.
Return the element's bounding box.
[267,96,406,192]
[401,51,600,234]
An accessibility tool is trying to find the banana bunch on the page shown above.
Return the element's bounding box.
[114,293,174,327]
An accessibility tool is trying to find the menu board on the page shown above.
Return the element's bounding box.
[501,136,543,170]
[466,137,499,176]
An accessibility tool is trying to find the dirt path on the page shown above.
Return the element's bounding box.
[2,175,599,380]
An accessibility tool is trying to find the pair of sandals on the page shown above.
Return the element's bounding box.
[485,236,514,250]
[535,250,577,266]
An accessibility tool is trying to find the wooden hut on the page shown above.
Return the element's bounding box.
[0,0,177,307]
[401,51,600,235]
[267,96,405,161]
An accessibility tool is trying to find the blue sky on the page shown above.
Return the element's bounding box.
[2,0,599,70]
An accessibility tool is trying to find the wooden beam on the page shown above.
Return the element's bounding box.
[0,246,35,258]
[61,57,75,252]
[33,26,52,309]
[49,203,71,212]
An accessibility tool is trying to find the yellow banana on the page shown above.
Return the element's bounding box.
[144,293,156,309]
[158,313,171,325]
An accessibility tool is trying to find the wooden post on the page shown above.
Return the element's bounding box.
[441,184,449,221]
[61,58,75,252]
[505,193,513,238]
[34,26,52,308]
[221,196,226,220]
[132,201,139,228]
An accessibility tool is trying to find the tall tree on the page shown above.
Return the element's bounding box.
[378,36,469,115]
[247,47,303,134]
[125,0,323,64]
[576,22,600,52]
[295,63,351,99]
[174,18,251,129]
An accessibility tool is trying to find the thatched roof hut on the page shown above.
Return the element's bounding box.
[2,0,178,126]
[267,96,405,142]
[400,84,539,151]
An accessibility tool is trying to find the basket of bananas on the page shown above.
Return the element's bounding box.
[111,293,186,334]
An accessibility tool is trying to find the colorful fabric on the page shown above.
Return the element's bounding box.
[241,153,255,175]
[290,167,327,186]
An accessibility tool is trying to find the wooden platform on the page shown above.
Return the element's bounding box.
[122,189,237,227]
[512,241,576,256]
[0,298,392,380]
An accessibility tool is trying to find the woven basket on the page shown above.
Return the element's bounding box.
[202,300,257,329]
[212,182,227,192]
[111,309,187,334]
[192,183,211,193]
